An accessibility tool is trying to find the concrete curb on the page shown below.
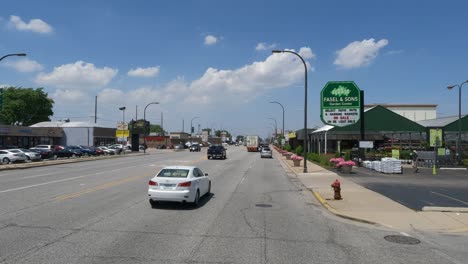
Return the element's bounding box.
[422,206,468,213]
[0,152,146,171]
[274,150,378,226]
[311,190,377,225]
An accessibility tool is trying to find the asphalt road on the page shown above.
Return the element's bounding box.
[346,166,468,211]
[0,146,466,264]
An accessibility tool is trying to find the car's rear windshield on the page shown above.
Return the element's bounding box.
[157,169,190,178]
[262,148,271,151]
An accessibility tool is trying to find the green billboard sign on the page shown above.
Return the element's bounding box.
[0,88,3,110]
[320,81,361,127]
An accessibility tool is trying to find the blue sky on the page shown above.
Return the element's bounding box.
[1,0,468,138]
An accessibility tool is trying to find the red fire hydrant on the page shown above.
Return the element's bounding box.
[331,179,342,200]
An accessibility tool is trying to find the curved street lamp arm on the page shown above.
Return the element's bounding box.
[0,53,26,62]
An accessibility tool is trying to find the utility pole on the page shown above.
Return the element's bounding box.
[161,112,164,135]
[94,96,97,123]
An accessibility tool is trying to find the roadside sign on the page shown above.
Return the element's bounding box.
[0,88,3,110]
[116,122,128,130]
[392,149,400,159]
[320,81,361,127]
[359,141,374,148]
[429,128,442,147]
[116,130,129,138]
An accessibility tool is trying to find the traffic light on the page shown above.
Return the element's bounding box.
[191,126,194,133]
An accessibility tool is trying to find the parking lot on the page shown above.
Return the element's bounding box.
[339,166,468,211]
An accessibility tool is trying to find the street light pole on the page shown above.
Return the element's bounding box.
[143,102,160,154]
[272,50,308,173]
[269,101,285,142]
[267,117,277,140]
[447,80,468,163]
[190,116,200,144]
[0,53,26,62]
[119,106,126,154]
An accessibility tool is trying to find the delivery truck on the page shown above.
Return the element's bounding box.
[246,135,259,152]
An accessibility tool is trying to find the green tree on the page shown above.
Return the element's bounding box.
[0,87,54,126]
[150,124,165,134]
[202,128,212,135]
[236,135,244,142]
[215,130,231,138]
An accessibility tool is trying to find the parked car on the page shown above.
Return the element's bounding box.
[174,144,184,150]
[9,149,42,161]
[207,145,226,159]
[29,148,53,159]
[29,145,61,158]
[67,145,96,156]
[88,146,104,156]
[97,146,115,155]
[0,149,27,164]
[148,166,211,207]
[260,147,273,158]
[156,144,167,149]
[109,144,124,154]
[55,148,83,158]
[189,143,201,152]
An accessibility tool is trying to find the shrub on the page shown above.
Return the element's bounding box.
[463,159,468,166]
[283,144,292,151]
[295,145,303,156]
[291,155,304,161]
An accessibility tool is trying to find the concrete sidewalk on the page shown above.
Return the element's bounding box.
[274,150,468,233]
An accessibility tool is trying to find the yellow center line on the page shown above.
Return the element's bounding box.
[55,173,152,201]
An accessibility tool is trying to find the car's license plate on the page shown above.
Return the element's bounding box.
[160,184,175,189]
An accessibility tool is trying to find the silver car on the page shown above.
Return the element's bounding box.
[0,149,27,164]
[260,147,273,158]
[9,149,42,161]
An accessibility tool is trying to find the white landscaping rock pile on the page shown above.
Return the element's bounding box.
[363,158,402,174]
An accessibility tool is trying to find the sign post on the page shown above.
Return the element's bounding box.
[320,81,361,127]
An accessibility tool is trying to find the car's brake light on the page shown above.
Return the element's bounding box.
[149,180,158,186]
[178,181,191,187]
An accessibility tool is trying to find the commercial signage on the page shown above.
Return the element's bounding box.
[320,81,361,127]
[429,128,443,147]
[116,130,129,138]
[392,149,400,159]
[116,122,128,130]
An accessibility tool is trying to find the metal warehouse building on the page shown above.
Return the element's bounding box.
[30,121,117,147]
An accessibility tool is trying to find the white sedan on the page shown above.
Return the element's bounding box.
[148,166,211,207]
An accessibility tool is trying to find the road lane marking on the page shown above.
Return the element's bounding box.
[0,164,143,194]
[0,175,92,194]
[55,173,152,201]
[431,191,468,206]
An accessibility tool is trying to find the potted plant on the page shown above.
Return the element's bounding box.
[291,155,303,166]
[329,157,344,168]
[285,152,293,160]
[337,160,355,173]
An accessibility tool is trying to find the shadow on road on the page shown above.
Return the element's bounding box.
[150,192,215,210]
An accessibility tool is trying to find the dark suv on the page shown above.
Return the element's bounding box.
[207,145,226,160]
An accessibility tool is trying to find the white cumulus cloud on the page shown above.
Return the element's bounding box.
[127,66,160,78]
[256,42,276,51]
[4,58,43,72]
[36,61,118,90]
[186,47,315,105]
[334,38,388,69]
[298,47,316,59]
[9,15,53,34]
[204,35,218,45]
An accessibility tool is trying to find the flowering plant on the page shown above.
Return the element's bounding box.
[329,157,344,164]
[337,160,355,167]
[291,155,304,161]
